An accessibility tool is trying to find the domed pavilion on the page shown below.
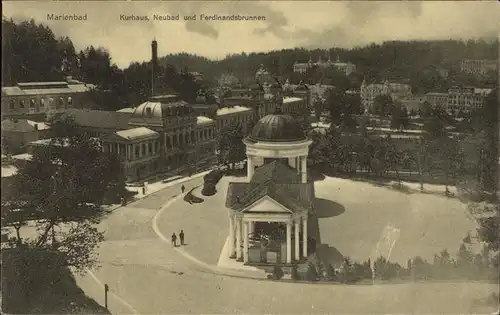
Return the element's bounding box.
[225,111,314,265]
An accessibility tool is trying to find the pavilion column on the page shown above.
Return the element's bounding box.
[247,155,254,179]
[243,221,249,263]
[228,215,235,258]
[236,217,242,260]
[301,155,307,183]
[296,157,300,175]
[302,217,308,257]
[286,221,292,264]
[249,221,255,234]
[295,220,300,261]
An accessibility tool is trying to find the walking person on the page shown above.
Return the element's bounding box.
[179,230,185,246]
[171,233,177,247]
[181,184,185,194]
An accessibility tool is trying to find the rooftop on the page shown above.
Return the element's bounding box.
[1,119,50,133]
[226,160,314,213]
[12,153,33,161]
[282,97,303,104]
[1,165,18,178]
[116,107,136,113]
[197,116,215,125]
[115,127,159,140]
[216,106,252,116]
[248,113,306,142]
[2,82,95,96]
[61,109,132,130]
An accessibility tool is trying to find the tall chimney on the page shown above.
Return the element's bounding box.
[151,39,158,97]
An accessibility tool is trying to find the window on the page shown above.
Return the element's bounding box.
[40,98,45,107]
[191,131,195,142]
[142,143,146,155]
[135,145,140,157]
[30,99,36,108]
[155,141,159,153]
[148,142,152,154]
[67,97,73,105]
[19,100,25,108]
[58,97,64,108]
[9,100,14,110]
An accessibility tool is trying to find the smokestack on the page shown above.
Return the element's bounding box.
[151,39,158,97]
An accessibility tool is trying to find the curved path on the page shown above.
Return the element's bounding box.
[77,176,497,315]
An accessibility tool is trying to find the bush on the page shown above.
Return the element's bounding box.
[325,264,336,281]
[201,183,216,196]
[204,170,223,185]
[272,265,284,280]
[338,257,357,283]
[304,262,318,281]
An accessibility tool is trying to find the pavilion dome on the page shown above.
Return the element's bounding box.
[133,95,193,118]
[249,111,306,142]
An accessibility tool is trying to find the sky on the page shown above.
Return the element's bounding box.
[3,1,499,69]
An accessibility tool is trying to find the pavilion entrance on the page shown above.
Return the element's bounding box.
[247,221,304,265]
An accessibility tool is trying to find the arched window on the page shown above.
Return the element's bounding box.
[141,144,146,155]
[40,98,45,107]
[30,99,36,108]
[67,96,73,105]
[19,100,25,108]
[58,97,64,108]
[135,145,140,157]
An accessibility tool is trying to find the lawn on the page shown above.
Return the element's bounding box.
[158,174,478,270]
[314,176,478,266]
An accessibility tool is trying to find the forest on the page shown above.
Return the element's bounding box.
[2,17,498,110]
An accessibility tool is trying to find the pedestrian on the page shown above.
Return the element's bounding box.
[181,184,185,194]
[179,230,185,245]
[142,186,146,195]
[171,233,177,247]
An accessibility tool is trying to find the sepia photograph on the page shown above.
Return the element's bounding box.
[1,1,499,314]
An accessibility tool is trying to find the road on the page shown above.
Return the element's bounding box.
[75,176,497,314]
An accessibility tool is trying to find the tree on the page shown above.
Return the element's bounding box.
[477,213,500,251]
[422,117,446,140]
[419,101,433,118]
[313,97,324,124]
[216,122,246,169]
[390,101,404,130]
[428,135,463,194]
[305,262,318,281]
[400,106,410,129]
[385,136,403,188]
[373,94,393,117]
[1,117,123,273]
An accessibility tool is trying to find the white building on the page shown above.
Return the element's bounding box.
[460,60,497,76]
[447,86,493,114]
[425,92,448,109]
[293,55,356,76]
[360,79,412,112]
